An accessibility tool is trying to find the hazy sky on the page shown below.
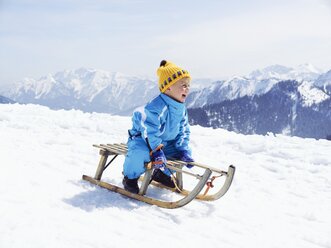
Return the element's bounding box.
[0,0,331,86]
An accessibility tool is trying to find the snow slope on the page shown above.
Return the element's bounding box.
[0,103,330,248]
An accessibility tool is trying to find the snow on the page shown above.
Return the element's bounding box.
[35,74,56,99]
[298,81,330,106]
[1,103,330,248]
[248,64,322,82]
[187,63,328,109]
[248,64,293,81]
[8,67,157,103]
[315,70,331,88]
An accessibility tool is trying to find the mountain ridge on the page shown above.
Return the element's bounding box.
[188,80,331,139]
[2,64,329,113]
[0,95,15,104]
[3,67,160,114]
[186,64,330,109]
[1,64,330,139]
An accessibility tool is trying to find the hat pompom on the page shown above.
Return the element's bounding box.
[160,60,167,67]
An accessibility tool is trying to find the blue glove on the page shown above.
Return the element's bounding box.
[151,148,167,170]
[176,150,194,168]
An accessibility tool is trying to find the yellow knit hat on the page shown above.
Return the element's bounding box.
[156,60,191,93]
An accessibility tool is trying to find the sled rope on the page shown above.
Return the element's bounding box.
[103,155,118,172]
[172,175,183,193]
[203,174,223,196]
[168,169,183,193]
[147,163,183,192]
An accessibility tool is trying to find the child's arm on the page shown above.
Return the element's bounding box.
[133,108,163,151]
[175,109,191,152]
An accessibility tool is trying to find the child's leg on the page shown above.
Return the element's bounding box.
[162,140,193,176]
[163,140,192,157]
[123,138,150,179]
[162,141,182,176]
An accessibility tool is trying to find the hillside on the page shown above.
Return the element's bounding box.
[0,103,330,248]
[189,80,331,139]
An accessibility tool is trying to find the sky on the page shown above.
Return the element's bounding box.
[0,0,331,86]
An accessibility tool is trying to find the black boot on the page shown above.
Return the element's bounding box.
[151,169,175,188]
[122,176,139,194]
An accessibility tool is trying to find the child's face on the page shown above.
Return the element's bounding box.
[165,77,191,103]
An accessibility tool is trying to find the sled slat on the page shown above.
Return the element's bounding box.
[95,143,226,174]
[108,143,128,153]
[167,158,228,175]
[99,144,126,155]
[166,164,203,179]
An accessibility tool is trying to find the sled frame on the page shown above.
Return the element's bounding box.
[82,143,235,208]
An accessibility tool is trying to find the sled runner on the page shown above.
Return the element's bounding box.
[82,143,235,209]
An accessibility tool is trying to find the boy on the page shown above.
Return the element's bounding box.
[122,60,194,194]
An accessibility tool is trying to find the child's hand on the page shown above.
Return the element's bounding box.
[151,149,167,170]
[177,150,194,168]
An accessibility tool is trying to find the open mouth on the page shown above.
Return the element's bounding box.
[180,94,187,102]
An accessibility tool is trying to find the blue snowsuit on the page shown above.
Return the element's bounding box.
[123,93,192,179]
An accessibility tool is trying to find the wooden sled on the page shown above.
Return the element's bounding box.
[82,143,235,209]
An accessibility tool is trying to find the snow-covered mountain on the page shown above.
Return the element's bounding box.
[3,68,160,114]
[1,64,330,138]
[1,67,214,115]
[189,80,331,139]
[2,64,328,115]
[185,65,331,139]
[248,63,322,81]
[315,69,331,94]
[186,76,280,108]
[0,95,15,104]
[1,103,330,248]
[186,64,326,108]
